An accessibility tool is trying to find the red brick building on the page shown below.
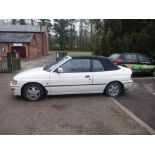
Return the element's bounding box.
[0,25,49,59]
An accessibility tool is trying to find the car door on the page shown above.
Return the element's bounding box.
[91,59,106,93]
[49,58,93,94]
[137,54,153,73]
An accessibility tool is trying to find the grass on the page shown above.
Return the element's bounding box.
[49,51,92,57]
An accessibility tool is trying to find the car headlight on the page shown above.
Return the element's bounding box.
[12,79,17,85]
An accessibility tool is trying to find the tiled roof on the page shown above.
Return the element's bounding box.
[0,25,43,32]
[0,33,33,43]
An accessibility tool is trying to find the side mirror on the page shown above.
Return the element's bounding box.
[57,67,63,73]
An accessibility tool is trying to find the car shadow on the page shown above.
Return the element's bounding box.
[132,74,153,78]
[46,93,103,99]
[14,93,105,103]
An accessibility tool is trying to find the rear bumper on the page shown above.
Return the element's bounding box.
[123,80,133,89]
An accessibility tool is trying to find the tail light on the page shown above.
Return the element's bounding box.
[115,59,123,64]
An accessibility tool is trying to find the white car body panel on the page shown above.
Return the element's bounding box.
[10,67,50,95]
[10,57,133,97]
[48,72,93,94]
[92,66,132,92]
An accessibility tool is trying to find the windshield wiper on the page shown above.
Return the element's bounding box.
[43,61,57,71]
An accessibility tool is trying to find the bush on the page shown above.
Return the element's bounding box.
[150,50,155,59]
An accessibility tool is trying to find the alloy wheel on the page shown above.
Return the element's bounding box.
[26,86,41,101]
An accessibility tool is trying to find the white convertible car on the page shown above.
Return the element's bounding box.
[10,55,132,101]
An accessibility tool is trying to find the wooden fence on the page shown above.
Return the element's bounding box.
[0,52,21,73]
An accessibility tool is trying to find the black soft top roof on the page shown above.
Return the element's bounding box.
[71,55,108,60]
[70,55,119,71]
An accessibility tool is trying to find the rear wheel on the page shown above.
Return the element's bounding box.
[22,83,44,101]
[105,82,122,97]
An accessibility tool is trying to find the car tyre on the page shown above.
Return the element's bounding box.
[22,83,44,101]
[104,82,122,97]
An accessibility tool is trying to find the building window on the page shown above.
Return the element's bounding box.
[0,47,5,52]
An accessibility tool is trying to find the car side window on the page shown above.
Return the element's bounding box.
[93,60,104,72]
[138,55,150,62]
[124,54,137,61]
[60,59,91,73]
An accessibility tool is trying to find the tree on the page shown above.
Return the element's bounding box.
[19,19,26,25]
[52,19,91,51]
[52,19,71,50]
[89,19,155,58]
[78,19,90,51]
[0,19,9,24]
[68,19,77,50]
[30,19,34,25]
[89,19,109,55]
[37,19,52,35]
[11,19,17,25]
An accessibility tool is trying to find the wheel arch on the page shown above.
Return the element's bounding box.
[21,82,48,96]
[104,80,124,92]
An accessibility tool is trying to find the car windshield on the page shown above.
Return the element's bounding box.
[43,56,70,71]
[109,54,121,59]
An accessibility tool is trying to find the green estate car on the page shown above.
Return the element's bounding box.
[108,53,155,76]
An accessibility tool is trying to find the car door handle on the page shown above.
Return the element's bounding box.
[85,75,90,78]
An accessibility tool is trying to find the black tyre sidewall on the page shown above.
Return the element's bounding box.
[105,82,122,97]
[22,83,44,101]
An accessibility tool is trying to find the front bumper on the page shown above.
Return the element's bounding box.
[10,82,21,96]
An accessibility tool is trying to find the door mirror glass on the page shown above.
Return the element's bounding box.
[57,67,63,73]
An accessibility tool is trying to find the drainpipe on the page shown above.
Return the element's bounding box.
[40,26,44,56]
[28,43,30,58]
[7,43,9,52]
[42,32,44,56]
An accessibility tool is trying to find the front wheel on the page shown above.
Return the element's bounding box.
[104,82,122,97]
[22,83,44,101]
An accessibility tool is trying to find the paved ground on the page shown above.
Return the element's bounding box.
[21,56,55,70]
[0,56,151,134]
[116,76,155,129]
